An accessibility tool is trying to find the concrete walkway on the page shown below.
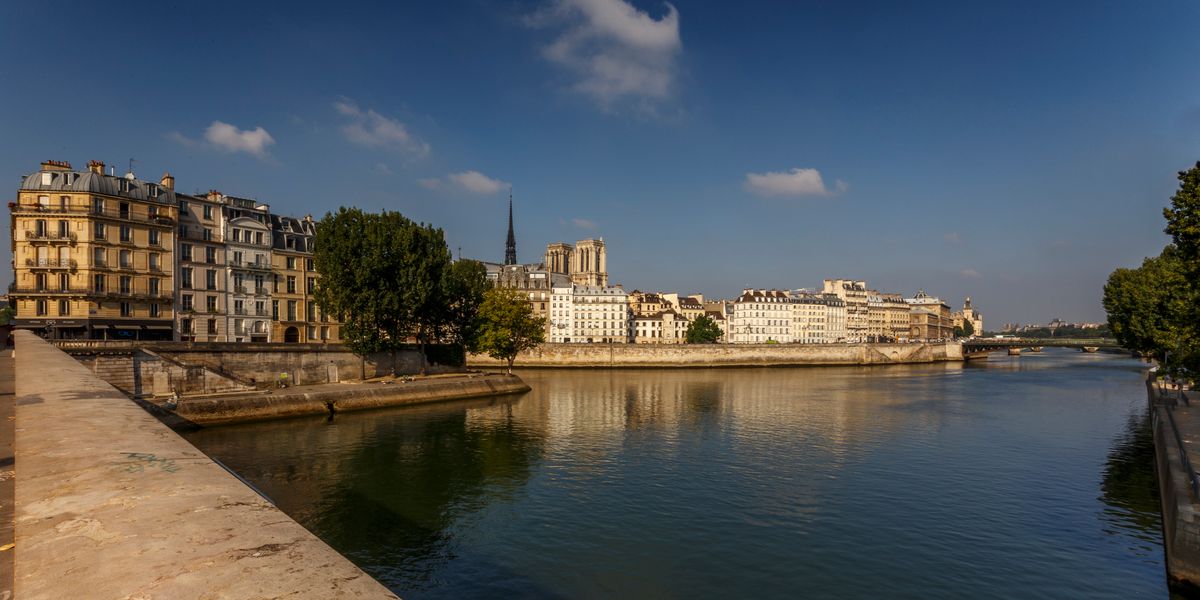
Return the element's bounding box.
[0,350,13,599]
[12,331,397,599]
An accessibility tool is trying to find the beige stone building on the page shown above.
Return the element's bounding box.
[951,297,984,337]
[791,292,848,344]
[906,290,954,341]
[822,279,869,342]
[271,214,338,343]
[632,309,689,344]
[175,191,225,341]
[868,291,910,342]
[10,160,177,339]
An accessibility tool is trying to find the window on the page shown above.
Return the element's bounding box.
[58,273,69,292]
[203,228,212,241]
[148,205,158,218]
[119,250,131,268]
[307,302,315,321]
[149,253,160,271]
[34,273,46,291]
[120,302,132,317]
[305,258,314,271]
[149,278,160,296]
[57,220,69,237]
[180,243,192,261]
[232,229,240,243]
[286,276,296,294]
[36,300,47,316]
[94,222,106,240]
[234,299,245,315]
[287,300,297,321]
[205,270,216,290]
[181,294,193,311]
[286,256,296,270]
[147,184,158,198]
[272,300,279,320]
[308,325,317,340]
[119,276,132,294]
[203,205,213,220]
[62,173,75,186]
[256,301,265,316]
[255,232,263,245]
[40,172,52,186]
[149,230,159,246]
[205,247,216,264]
[119,202,130,219]
[232,250,243,264]
[149,303,160,317]
[207,319,218,335]
[119,225,131,242]
[118,179,129,193]
[93,274,105,292]
[307,277,315,294]
[59,196,69,210]
[180,267,192,289]
[321,326,329,340]
[206,296,217,313]
[178,200,188,213]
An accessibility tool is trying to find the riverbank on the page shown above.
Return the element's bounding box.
[149,372,532,427]
[468,341,963,368]
[1148,375,1200,593]
[10,330,398,598]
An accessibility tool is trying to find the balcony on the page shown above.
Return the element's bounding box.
[12,205,176,227]
[25,258,77,270]
[25,230,76,243]
[230,260,272,272]
[233,308,248,316]
[96,289,174,301]
[254,287,269,296]
[8,285,90,296]
[233,285,249,294]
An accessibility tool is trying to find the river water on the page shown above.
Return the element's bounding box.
[186,349,1169,599]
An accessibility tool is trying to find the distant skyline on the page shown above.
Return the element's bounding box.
[2,0,1197,325]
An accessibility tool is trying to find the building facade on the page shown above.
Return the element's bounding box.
[175,191,226,341]
[271,214,337,343]
[951,297,984,336]
[549,284,630,343]
[906,290,954,341]
[791,292,847,344]
[10,160,177,340]
[632,309,689,344]
[731,289,792,344]
[822,279,869,342]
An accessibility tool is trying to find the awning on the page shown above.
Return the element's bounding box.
[144,325,173,330]
[91,325,109,329]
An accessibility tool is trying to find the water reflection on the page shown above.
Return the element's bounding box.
[186,350,1167,599]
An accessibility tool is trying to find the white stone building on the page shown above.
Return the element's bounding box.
[632,309,689,344]
[822,279,869,342]
[223,196,273,342]
[791,292,847,344]
[731,289,793,344]
[549,284,630,343]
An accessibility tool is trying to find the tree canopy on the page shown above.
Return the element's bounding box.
[1104,161,1200,380]
[312,207,483,373]
[686,315,723,344]
[473,287,546,374]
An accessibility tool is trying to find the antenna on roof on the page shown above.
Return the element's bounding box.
[127,157,138,178]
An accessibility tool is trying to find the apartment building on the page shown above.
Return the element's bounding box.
[10,160,176,339]
[549,284,630,343]
[822,279,869,342]
[271,214,337,343]
[731,289,792,344]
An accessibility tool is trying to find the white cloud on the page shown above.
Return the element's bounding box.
[529,0,682,110]
[744,168,844,198]
[572,218,598,229]
[203,121,275,158]
[944,232,961,243]
[334,98,430,158]
[421,171,509,194]
[960,268,982,279]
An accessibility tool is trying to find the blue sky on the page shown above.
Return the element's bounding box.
[2,0,1197,326]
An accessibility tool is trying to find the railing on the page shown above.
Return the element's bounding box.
[12,204,175,225]
[25,258,77,269]
[230,260,271,271]
[9,286,90,295]
[233,308,247,315]
[25,230,76,242]
[233,285,248,294]
[95,290,174,300]
[255,287,269,296]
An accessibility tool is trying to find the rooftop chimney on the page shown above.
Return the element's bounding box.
[160,172,175,191]
[87,160,105,175]
[40,160,72,172]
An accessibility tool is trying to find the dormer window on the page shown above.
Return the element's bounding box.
[118,179,129,193]
[40,172,53,185]
[62,173,76,186]
[147,184,159,198]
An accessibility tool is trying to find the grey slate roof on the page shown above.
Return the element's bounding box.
[20,170,176,205]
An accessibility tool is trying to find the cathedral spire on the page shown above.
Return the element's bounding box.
[504,188,517,265]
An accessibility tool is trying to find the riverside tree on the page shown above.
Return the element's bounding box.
[1104,162,1200,380]
[439,259,489,348]
[473,287,546,374]
[685,315,723,344]
[312,207,480,374]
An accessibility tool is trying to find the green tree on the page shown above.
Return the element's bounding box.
[685,315,723,344]
[312,208,456,374]
[473,288,546,374]
[1103,246,1196,375]
[439,259,489,349]
[1166,161,1200,264]
[0,306,15,326]
[953,326,965,338]
[961,319,975,338]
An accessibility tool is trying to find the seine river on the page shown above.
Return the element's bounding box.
[186,349,1169,599]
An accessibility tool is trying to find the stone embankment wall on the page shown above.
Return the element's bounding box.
[468,341,964,368]
[166,373,531,427]
[11,330,397,598]
[1148,377,1200,589]
[57,341,463,397]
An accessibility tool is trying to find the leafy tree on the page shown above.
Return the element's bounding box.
[961,319,975,338]
[953,326,965,339]
[473,288,546,374]
[312,208,458,374]
[439,259,489,349]
[686,315,723,344]
[1103,246,1197,375]
[1166,161,1200,264]
[0,306,15,326]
